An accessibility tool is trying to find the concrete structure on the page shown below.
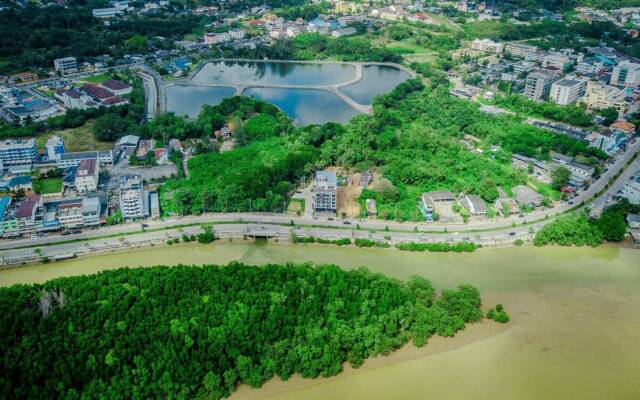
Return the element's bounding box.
[512,185,544,207]
[101,80,132,96]
[591,129,627,155]
[53,57,78,75]
[92,7,124,18]
[505,43,539,59]
[331,27,357,38]
[54,88,92,109]
[58,202,83,228]
[611,61,640,87]
[575,58,606,75]
[15,195,42,235]
[314,171,337,213]
[583,81,628,114]
[56,151,113,168]
[471,39,504,54]
[627,213,640,228]
[0,138,38,166]
[549,79,586,105]
[82,196,101,226]
[45,135,65,161]
[119,175,145,219]
[75,158,99,193]
[461,195,487,216]
[524,70,559,101]
[543,54,571,70]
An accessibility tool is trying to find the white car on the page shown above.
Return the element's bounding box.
[30,235,38,241]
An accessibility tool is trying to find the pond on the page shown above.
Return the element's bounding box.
[2,243,639,400]
[165,85,236,118]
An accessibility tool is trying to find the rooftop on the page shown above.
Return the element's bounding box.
[101,80,131,91]
[15,196,41,218]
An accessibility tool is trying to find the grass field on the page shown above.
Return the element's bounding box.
[34,178,62,194]
[36,121,113,153]
[81,74,112,84]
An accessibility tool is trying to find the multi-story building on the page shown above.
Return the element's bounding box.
[82,196,101,226]
[15,195,42,235]
[75,158,99,193]
[0,138,38,166]
[92,7,124,18]
[204,30,244,45]
[610,61,640,87]
[524,70,559,101]
[45,135,65,161]
[543,53,571,70]
[119,175,145,220]
[314,171,337,213]
[53,57,78,75]
[56,151,113,168]
[575,58,606,75]
[58,202,84,228]
[471,39,504,54]
[549,79,587,105]
[101,80,132,96]
[505,43,539,59]
[583,81,628,114]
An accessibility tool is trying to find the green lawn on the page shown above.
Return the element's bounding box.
[81,74,112,84]
[527,178,561,201]
[37,121,113,153]
[34,178,62,194]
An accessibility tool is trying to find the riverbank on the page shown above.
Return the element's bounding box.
[1,243,639,399]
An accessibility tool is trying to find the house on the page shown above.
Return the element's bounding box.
[331,27,357,38]
[101,80,132,96]
[424,191,455,203]
[154,148,169,164]
[15,195,42,235]
[420,193,435,221]
[461,195,487,216]
[6,176,33,191]
[494,187,519,216]
[512,185,544,207]
[75,158,99,193]
[610,120,636,136]
[114,135,140,159]
[627,213,640,228]
[45,136,65,161]
[359,172,373,187]
[314,171,337,213]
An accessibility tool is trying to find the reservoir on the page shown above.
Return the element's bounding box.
[2,243,639,400]
[165,85,236,118]
[164,61,411,125]
[340,65,412,105]
[244,88,360,126]
[191,61,357,86]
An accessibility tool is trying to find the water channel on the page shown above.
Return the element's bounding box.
[1,242,639,400]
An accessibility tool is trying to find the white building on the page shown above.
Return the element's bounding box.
[314,171,337,213]
[75,158,99,193]
[524,70,559,101]
[610,61,640,87]
[92,7,124,18]
[549,79,587,105]
[0,138,38,166]
[471,39,504,54]
[45,135,65,161]
[54,88,92,109]
[119,175,145,219]
[53,57,78,75]
[542,53,571,70]
[505,43,539,58]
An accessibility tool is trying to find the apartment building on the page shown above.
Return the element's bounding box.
[505,43,539,59]
[56,151,113,168]
[75,158,99,193]
[543,53,571,70]
[583,81,628,114]
[0,138,38,166]
[524,70,559,101]
[610,61,640,87]
[58,202,84,228]
[53,57,78,75]
[119,175,146,219]
[471,39,504,54]
[549,79,587,105]
[314,171,337,213]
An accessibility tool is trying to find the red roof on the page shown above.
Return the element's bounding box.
[80,83,112,100]
[102,96,126,105]
[154,148,167,158]
[101,79,131,91]
[15,196,41,218]
[77,158,97,175]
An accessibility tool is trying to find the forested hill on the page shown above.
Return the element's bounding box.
[0,263,486,399]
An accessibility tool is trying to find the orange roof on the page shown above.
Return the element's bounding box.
[610,120,635,133]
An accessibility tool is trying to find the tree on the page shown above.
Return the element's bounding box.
[600,107,619,126]
[551,166,570,189]
[93,114,129,142]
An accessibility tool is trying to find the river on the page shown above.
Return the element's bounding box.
[1,242,639,400]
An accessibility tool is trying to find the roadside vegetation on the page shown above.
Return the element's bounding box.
[0,263,491,399]
[533,201,640,247]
